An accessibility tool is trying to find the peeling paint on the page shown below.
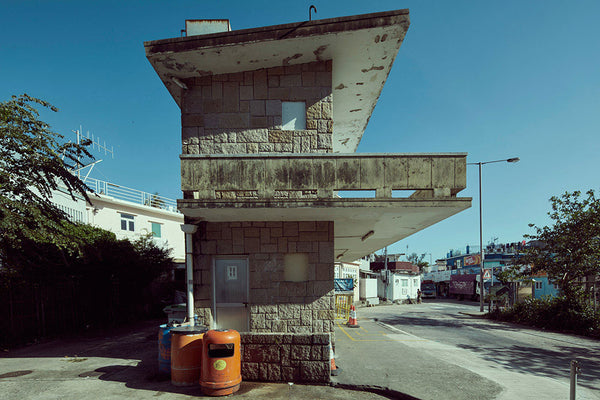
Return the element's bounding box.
[195,69,212,76]
[381,34,388,42]
[313,45,328,61]
[356,82,364,85]
[282,53,302,65]
[374,35,380,43]
[334,83,347,90]
[361,65,385,73]
[341,138,350,145]
[349,109,361,112]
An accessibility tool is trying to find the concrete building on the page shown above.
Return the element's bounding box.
[85,178,185,263]
[49,178,185,263]
[144,9,470,382]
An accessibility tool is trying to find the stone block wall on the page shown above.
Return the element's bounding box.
[240,332,330,383]
[192,220,335,335]
[181,60,333,155]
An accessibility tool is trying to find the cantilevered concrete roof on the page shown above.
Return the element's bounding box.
[179,197,470,263]
[144,9,410,153]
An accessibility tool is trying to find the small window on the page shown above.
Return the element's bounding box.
[282,102,306,130]
[401,279,408,287]
[120,213,135,231]
[535,281,543,290]
[151,222,162,238]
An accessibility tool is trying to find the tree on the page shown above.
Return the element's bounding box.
[521,190,600,300]
[407,252,429,273]
[0,94,92,253]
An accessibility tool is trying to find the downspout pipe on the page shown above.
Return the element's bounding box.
[181,224,198,326]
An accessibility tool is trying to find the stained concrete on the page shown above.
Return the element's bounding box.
[0,320,390,400]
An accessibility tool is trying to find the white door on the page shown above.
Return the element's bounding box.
[213,258,249,332]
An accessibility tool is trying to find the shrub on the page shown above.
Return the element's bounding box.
[488,295,600,337]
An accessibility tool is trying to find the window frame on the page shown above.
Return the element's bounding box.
[120,213,135,232]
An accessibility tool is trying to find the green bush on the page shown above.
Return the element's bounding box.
[489,295,600,337]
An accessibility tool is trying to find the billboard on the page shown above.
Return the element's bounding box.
[464,254,481,266]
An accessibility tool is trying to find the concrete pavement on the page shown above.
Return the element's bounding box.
[333,303,600,400]
[5,305,591,400]
[332,316,502,400]
[0,319,388,400]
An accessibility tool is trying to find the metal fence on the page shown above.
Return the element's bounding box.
[84,177,179,212]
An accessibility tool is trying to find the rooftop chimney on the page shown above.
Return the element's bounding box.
[185,19,231,37]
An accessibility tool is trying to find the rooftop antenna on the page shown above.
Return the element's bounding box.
[309,5,317,21]
[68,126,115,180]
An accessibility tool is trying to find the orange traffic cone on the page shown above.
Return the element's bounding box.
[346,305,360,328]
[329,341,339,376]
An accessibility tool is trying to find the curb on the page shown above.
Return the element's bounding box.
[458,311,488,318]
[330,382,421,400]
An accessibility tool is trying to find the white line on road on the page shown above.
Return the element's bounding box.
[375,321,423,339]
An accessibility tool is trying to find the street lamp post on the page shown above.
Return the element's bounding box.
[468,157,520,312]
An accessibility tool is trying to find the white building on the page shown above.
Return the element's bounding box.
[378,271,421,302]
[50,177,185,263]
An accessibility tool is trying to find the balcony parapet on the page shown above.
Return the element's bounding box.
[180,153,466,201]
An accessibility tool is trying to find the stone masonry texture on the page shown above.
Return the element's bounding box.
[240,332,330,383]
[192,221,335,335]
[181,61,333,155]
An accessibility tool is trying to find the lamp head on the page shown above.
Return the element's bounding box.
[507,157,520,163]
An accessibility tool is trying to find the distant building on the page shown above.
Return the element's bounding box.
[424,242,563,302]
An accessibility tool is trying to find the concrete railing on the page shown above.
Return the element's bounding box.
[180,153,467,200]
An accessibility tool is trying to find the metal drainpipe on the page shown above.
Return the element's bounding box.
[181,224,198,326]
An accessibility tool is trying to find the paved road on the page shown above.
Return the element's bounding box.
[358,299,600,399]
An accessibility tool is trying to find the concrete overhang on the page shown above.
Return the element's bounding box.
[144,9,410,153]
[178,152,470,261]
[178,197,471,263]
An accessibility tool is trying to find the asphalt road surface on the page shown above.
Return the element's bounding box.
[359,299,600,399]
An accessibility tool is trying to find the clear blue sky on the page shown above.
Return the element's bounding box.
[2,0,599,261]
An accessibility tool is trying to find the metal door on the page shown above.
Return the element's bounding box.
[213,258,249,332]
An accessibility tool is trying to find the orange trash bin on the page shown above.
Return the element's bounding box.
[170,325,208,386]
[200,329,241,396]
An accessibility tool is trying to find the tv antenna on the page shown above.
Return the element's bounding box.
[68,125,115,180]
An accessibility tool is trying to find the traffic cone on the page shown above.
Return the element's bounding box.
[346,305,360,328]
[329,341,339,376]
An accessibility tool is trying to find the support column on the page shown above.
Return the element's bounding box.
[181,224,198,325]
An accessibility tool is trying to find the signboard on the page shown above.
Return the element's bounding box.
[483,269,492,280]
[464,254,481,266]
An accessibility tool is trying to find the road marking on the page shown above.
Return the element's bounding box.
[336,322,393,342]
[376,321,424,339]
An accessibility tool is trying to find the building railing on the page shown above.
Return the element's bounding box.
[84,177,179,212]
[180,153,467,200]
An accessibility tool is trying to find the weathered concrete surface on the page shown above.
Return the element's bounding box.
[145,10,410,153]
[180,153,467,198]
[0,319,389,400]
[179,197,470,263]
[333,317,502,400]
